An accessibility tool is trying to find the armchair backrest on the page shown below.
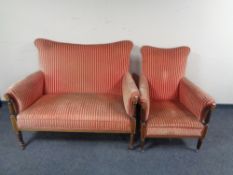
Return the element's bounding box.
[141,46,190,100]
[35,39,133,94]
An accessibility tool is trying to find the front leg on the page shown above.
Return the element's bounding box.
[5,94,25,150]
[197,106,215,151]
[128,134,135,150]
[16,131,25,150]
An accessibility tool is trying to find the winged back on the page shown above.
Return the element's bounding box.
[141,46,190,100]
[35,39,133,94]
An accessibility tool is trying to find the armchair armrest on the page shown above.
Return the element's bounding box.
[139,74,150,122]
[179,78,216,122]
[122,72,139,117]
[5,71,44,113]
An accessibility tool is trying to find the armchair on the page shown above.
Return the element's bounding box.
[139,46,216,150]
[5,39,139,149]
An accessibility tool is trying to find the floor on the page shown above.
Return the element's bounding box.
[0,103,232,175]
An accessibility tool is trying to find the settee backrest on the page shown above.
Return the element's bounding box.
[141,46,190,100]
[35,39,133,95]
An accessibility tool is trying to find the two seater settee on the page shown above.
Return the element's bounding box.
[5,39,139,149]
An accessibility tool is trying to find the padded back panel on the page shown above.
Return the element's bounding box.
[35,39,133,94]
[141,46,190,100]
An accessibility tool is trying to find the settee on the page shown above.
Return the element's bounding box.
[5,39,139,149]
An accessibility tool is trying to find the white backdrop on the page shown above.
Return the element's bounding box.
[0,0,233,103]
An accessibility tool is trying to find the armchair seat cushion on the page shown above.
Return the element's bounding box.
[146,101,204,137]
[17,94,131,132]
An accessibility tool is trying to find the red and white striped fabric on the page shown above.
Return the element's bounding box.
[6,39,138,132]
[17,94,131,132]
[35,39,133,95]
[140,45,215,137]
[7,71,44,112]
[179,78,216,121]
[122,72,139,116]
[141,46,190,100]
[146,101,204,137]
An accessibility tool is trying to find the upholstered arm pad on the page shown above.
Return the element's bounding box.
[122,72,139,117]
[179,78,216,121]
[5,71,44,113]
[139,74,150,122]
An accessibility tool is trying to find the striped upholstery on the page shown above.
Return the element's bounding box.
[146,101,204,137]
[122,73,139,116]
[146,128,203,137]
[140,45,215,138]
[179,78,216,121]
[17,94,131,132]
[7,71,44,112]
[5,39,138,134]
[35,39,133,95]
[141,46,190,100]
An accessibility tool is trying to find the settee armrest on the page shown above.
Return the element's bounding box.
[122,72,139,117]
[179,78,216,122]
[139,74,150,122]
[5,71,44,113]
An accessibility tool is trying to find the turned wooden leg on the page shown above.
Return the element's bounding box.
[141,138,145,151]
[16,131,25,150]
[196,138,203,151]
[140,122,146,151]
[196,126,208,151]
[5,95,25,150]
[128,134,134,150]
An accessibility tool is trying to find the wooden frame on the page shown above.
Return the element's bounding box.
[5,94,138,150]
[140,103,216,151]
[4,94,25,149]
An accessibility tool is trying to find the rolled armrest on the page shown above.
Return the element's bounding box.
[139,74,150,122]
[122,72,139,117]
[179,78,216,121]
[5,71,44,113]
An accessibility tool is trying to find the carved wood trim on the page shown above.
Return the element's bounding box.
[201,105,216,125]
[4,94,19,132]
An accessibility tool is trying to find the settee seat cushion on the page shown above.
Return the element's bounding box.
[17,94,131,132]
[146,101,204,137]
